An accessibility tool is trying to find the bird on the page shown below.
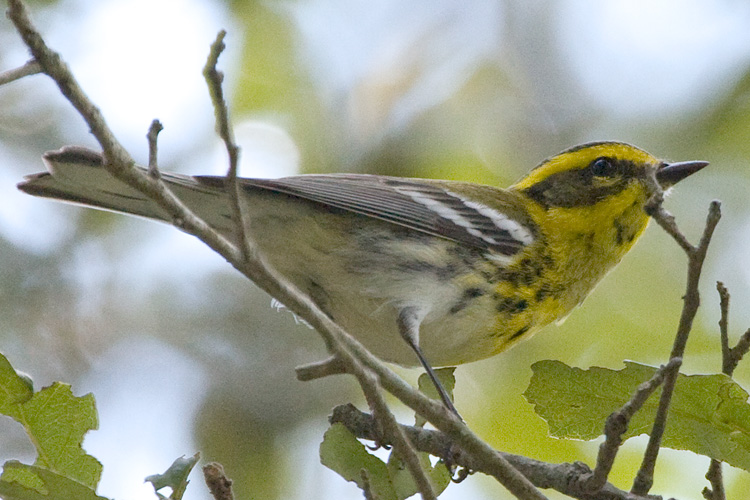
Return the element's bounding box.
[18,141,707,413]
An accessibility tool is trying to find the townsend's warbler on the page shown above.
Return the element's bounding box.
[19,141,706,412]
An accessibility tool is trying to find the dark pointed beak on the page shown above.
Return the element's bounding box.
[656,160,709,188]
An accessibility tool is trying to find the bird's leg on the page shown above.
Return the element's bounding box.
[397,307,461,418]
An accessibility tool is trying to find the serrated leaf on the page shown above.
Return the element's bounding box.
[24,384,101,487]
[524,360,750,472]
[0,352,102,490]
[145,454,200,500]
[0,462,108,500]
[319,423,396,500]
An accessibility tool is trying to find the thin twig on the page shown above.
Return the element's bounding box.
[716,282,750,375]
[583,358,680,493]
[351,342,547,499]
[147,119,163,177]
[359,369,437,500]
[191,23,546,500]
[644,187,695,254]
[631,200,721,496]
[331,404,666,500]
[0,58,41,85]
[200,32,438,498]
[200,30,436,499]
[202,31,249,263]
[296,356,348,381]
[702,460,725,500]
[202,462,235,500]
[9,0,129,167]
[703,282,750,500]
[717,282,731,374]
[6,0,238,261]
[731,328,750,371]
[702,282,730,500]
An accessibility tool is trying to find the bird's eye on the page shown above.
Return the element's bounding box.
[590,157,616,177]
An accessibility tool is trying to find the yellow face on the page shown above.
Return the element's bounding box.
[512,142,660,192]
[508,142,664,216]
[505,142,666,317]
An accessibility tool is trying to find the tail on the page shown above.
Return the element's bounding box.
[18,146,233,234]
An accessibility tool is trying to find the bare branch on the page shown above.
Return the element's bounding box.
[0,58,41,85]
[632,201,721,496]
[360,370,438,500]
[702,459,725,500]
[190,22,547,500]
[6,0,242,266]
[731,328,750,371]
[702,282,731,500]
[191,21,545,500]
[716,282,750,376]
[704,281,750,500]
[644,183,695,254]
[8,0,128,167]
[330,404,665,500]
[147,119,163,177]
[202,31,250,264]
[717,282,731,374]
[582,358,680,493]
[202,462,235,500]
[200,33,453,498]
[296,356,348,381]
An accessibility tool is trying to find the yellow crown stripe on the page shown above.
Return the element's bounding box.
[511,142,658,191]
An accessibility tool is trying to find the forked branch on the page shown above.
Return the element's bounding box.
[633,173,722,495]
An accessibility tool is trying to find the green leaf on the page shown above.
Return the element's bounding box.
[320,423,397,500]
[417,368,456,404]
[416,367,455,427]
[145,454,200,500]
[0,352,102,490]
[0,462,108,500]
[319,367,455,498]
[387,452,450,500]
[524,360,750,472]
[321,423,451,500]
[0,354,34,417]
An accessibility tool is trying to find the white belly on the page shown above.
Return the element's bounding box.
[245,195,504,366]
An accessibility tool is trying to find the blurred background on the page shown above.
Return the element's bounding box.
[1,0,749,499]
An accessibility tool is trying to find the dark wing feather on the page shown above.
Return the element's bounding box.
[197,174,532,256]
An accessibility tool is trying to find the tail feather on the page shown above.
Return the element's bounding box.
[17,146,233,234]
